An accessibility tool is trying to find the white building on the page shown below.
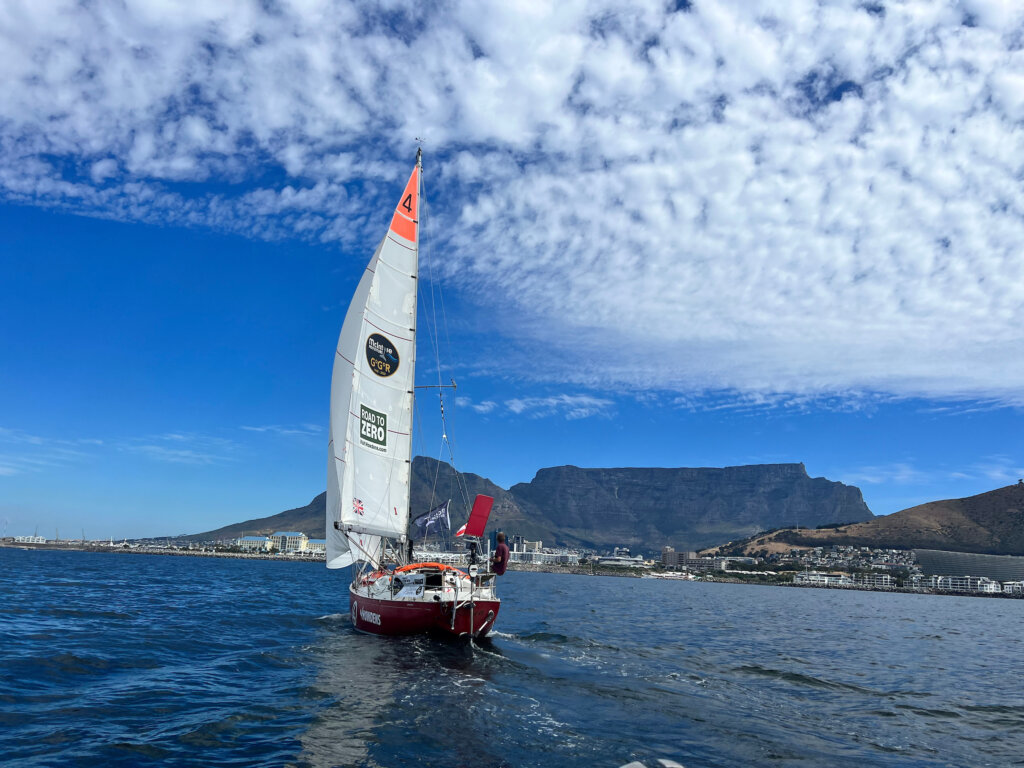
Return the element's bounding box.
[855,572,895,588]
[918,574,1002,593]
[510,549,581,565]
[594,553,646,568]
[794,571,854,587]
[303,538,326,555]
[414,549,470,566]
[14,535,46,544]
[237,535,271,552]
[270,531,308,553]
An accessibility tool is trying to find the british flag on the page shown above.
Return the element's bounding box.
[353,498,364,515]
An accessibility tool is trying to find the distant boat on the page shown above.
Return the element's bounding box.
[325,150,500,638]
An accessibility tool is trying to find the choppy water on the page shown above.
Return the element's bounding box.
[2,549,1023,767]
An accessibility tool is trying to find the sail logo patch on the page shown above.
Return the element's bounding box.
[366,333,399,377]
[359,404,387,451]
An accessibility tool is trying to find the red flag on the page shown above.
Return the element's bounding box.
[455,495,493,537]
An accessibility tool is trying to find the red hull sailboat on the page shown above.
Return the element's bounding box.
[325,150,501,639]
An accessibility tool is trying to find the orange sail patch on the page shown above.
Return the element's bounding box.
[389,165,419,241]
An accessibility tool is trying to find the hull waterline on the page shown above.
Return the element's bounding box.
[349,588,500,639]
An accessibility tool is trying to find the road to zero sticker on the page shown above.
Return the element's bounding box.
[359,404,387,451]
[366,333,399,377]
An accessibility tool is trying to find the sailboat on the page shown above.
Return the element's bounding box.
[325,149,501,638]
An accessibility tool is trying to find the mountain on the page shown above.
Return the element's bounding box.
[188,457,873,553]
[186,493,326,542]
[712,483,1024,556]
[507,462,872,551]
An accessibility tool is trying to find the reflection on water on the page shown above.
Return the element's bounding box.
[300,614,381,767]
[299,614,507,768]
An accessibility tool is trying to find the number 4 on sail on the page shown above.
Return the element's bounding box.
[325,149,501,638]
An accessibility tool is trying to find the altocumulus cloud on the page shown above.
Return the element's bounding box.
[2,1,1024,403]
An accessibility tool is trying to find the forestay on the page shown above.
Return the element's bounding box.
[326,160,420,569]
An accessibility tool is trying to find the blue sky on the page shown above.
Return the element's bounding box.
[2,1,1023,538]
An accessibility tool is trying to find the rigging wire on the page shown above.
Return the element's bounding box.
[419,170,473,520]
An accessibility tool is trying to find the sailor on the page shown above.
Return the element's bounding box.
[491,532,510,576]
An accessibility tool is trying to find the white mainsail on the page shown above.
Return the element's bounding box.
[326,157,420,569]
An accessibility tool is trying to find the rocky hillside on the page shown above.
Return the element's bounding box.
[712,483,1024,557]
[189,457,873,553]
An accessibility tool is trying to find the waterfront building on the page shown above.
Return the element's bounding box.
[1002,581,1024,594]
[303,538,326,555]
[270,531,308,553]
[854,572,895,588]
[415,549,469,566]
[237,536,271,552]
[793,571,854,587]
[684,555,717,571]
[916,574,1003,593]
[13,535,46,544]
[510,549,580,566]
[497,532,582,566]
[594,551,647,568]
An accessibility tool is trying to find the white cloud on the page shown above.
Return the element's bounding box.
[455,397,498,414]
[126,445,233,465]
[966,456,1024,484]
[841,462,931,486]
[240,424,322,436]
[0,426,242,471]
[840,456,1024,489]
[505,394,614,420]
[3,1,1024,402]
[121,433,239,465]
[0,427,98,474]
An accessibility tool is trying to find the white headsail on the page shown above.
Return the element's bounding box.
[326,157,420,569]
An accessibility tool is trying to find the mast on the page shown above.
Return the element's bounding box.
[408,147,422,542]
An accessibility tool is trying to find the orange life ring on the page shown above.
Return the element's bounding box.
[395,562,468,577]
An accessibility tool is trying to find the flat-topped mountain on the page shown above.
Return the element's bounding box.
[712,482,1024,557]
[189,457,873,553]
[507,462,871,551]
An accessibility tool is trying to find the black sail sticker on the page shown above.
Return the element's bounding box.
[365,333,399,377]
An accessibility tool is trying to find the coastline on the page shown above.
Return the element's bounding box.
[5,543,1021,598]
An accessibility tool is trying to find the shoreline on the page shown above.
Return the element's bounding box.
[5,543,1021,598]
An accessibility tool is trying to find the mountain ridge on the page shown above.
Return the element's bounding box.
[187,456,874,552]
[711,482,1024,557]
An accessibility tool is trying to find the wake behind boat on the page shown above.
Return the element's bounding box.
[325,150,500,639]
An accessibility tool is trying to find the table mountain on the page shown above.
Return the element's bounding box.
[506,462,872,551]
[188,457,873,553]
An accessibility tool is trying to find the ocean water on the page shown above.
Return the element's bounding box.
[2,549,1023,768]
